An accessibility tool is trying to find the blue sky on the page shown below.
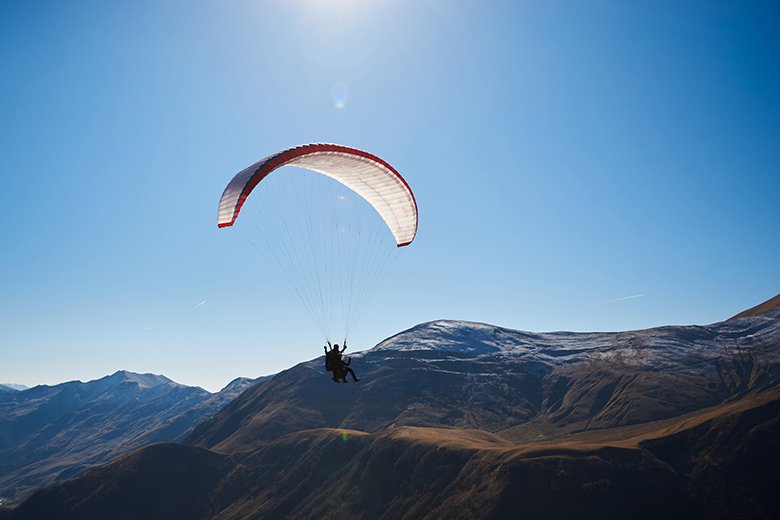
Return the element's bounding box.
[1,0,778,391]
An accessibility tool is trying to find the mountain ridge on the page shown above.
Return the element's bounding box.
[729,292,780,321]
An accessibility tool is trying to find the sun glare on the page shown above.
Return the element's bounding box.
[297,0,389,25]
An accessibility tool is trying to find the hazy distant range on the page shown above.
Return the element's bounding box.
[0,371,263,503]
[0,385,27,393]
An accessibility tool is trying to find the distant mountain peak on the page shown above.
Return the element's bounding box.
[220,377,254,393]
[0,383,29,391]
[370,319,539,356]
[103,370,178,389]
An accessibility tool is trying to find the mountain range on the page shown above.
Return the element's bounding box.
[0,371,261,504]
[2,294,779,519]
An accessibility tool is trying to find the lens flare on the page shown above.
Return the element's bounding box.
[331,82,349,109]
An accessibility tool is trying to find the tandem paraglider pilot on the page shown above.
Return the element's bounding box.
[324,341,359,383]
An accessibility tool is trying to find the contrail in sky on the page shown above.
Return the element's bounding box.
[600,294,644,304]
[192,300,207,310]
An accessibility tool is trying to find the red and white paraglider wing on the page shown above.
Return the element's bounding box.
[217,143,418,247]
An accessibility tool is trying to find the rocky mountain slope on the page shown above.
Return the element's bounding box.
[0,371,259,503]
[188,305,780,453]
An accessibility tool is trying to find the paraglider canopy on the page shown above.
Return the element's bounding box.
[217,143,418,246]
